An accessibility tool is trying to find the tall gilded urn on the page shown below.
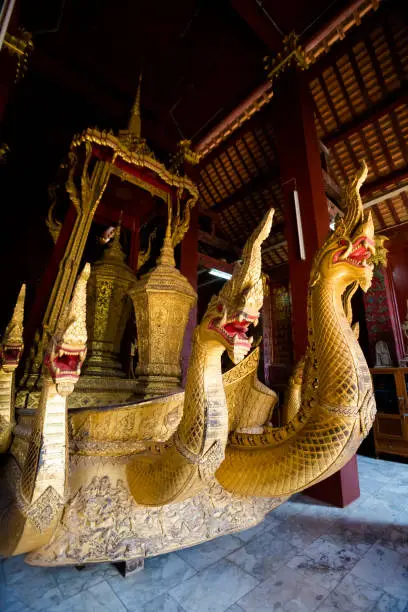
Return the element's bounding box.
[130,226,197,396]
[84,224,136,378]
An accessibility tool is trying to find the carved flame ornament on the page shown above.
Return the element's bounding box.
[0,163,380,569]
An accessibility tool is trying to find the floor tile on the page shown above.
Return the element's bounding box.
[108,552,196,610]
[52,562,119,598]
[237,564,329,612]
[273,513,335,552]
[227,531,298,581]
[378,525,408,556]
[177,534,243,571]
[47,580,127,612]
[351,544,408,599]
[287,535,362,590]
[236,517,278,544]
[170,559,259,612]
[138,592,186,612]
[372,592,408,612]
[0,585,32,612]
[316,572,383,611]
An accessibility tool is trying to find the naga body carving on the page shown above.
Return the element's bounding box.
[217,162,378,496]
[0,266,89,556]
[0,285,26,453]
[0,164,381,567]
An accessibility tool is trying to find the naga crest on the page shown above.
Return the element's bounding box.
[201,208,274,364]
[1,284,26,372]
[44,264,90,395]
[311,161,379,292]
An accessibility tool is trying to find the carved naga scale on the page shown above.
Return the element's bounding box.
[0,156,381,567]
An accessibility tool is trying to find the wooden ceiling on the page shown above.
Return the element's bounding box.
[195,0,408,268]
[2,0,407,276]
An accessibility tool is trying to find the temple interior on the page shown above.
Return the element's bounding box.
[0,0,407,610]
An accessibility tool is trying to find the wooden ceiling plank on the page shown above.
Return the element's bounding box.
[307,3,388,81]
[219,149,260,226]
[211,165,280,213]
[363,31,388,97]
[199,171,218,206]
[373,118,396,172]
[197,107,270,169]
[211,157,255,229]
[362,165,408,195]
[390,110,408,166]
[385,198,400,226]
[382,17,406,84]
[322,83,408,147]
[373,204,386,229]
[347,50,372,108]
[211,158,235,197]
[317,74,362,177]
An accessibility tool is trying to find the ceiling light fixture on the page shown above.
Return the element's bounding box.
[208,268,232,280]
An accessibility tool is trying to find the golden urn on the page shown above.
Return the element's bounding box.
[130,226,197,396]
[85,223,136,378]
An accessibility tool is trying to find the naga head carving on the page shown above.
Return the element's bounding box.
[200,209,274,364]
[312,162,378,292]
[0,284,26,373]
[44,264,90,396]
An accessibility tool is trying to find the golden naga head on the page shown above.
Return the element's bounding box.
[201,209,274,364]
[44,264,90,395]
[312,162,380,293]
[0,284,26,372]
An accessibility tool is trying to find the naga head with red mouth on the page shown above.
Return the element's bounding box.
[44,340,87,393]
[44,264,90,396]
[0,341,24,373]
[200,209,274,364]
[312,162,381,293]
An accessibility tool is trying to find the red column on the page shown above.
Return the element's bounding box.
[274,71,329,361]
[262,277,273,387]
[180,205,199,384]
[388,234,408,361]
[24,204,78,346]
[274,71,359,507]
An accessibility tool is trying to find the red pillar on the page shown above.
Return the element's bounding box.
[180,205,199,384]
[388,232,408,361]
[262,277,273,387]
[274,71,359,507]
[24,204,78,346]
[274,71,329,361]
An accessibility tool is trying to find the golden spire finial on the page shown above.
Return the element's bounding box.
[128,74,142,139]
[157,200,175,267]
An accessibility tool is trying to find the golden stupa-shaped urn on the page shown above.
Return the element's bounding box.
[85,223,137,378]
[130,226,197,396]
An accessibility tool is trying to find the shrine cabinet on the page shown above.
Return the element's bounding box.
[371,367,408,458]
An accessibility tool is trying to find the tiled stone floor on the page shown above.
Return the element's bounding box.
[1,455,407,611]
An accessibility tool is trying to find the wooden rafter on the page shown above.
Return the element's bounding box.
[211,165,280,213]
[323,82,408,148]
[362,166,408,195]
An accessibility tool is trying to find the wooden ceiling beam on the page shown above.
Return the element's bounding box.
[361,166,408,196]
[306,2,388,82]
[211,165,280,213]
[198,253,234,273]
[198,230,241,257]
[322,82,408,149]
[230,0,283,50]
[197,108,271,169]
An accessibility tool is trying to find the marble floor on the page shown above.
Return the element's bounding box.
[1,455,408,612]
